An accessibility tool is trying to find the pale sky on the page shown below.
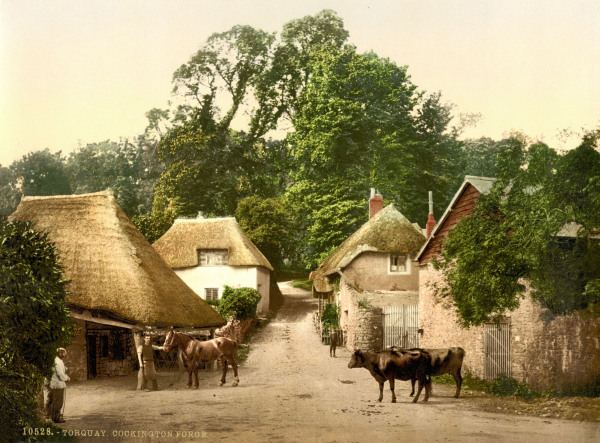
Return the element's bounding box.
[1,0,599,167]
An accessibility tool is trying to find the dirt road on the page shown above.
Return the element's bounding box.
[60,283,600,443]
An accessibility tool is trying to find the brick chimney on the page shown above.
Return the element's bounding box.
[425,190,436,238]
[369,188,383,218]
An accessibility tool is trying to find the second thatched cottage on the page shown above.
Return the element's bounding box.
[310,191,426,350]
[153,216,273,315]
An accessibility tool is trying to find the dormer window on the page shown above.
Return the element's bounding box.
[389,254,409,274]
[198,249,228,266]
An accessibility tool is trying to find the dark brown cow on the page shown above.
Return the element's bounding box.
[348,348,432,403]
[390,346,465,398]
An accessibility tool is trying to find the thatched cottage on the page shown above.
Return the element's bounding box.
[311,191,426,350]
[9,191,225,381]
[417,176,600,391]
[153,216,273,315]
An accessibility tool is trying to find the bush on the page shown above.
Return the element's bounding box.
[321,303,340,329]
[217,286,262,320]
[487,375,540,400]
[0,220,72,441]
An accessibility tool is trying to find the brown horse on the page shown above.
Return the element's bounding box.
[162,329,240,389]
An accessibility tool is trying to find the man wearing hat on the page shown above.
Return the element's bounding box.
[136,333,164,391]
[47,348,70,423]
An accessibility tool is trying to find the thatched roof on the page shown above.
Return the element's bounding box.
[9,191,225,328]
[311,204,425,292]
[153,216,273,271]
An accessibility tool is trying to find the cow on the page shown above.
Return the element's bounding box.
[348,348,432,403]
[390,346,465,398]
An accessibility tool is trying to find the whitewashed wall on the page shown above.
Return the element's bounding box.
[175,265,270,314]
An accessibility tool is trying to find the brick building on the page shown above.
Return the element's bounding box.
[417,176,600,391]
[10,191,225,380]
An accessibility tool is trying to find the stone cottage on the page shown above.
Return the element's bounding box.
[311,190,425,351]
[9,190,225,381]
[153,216,273,315]
[417,176,600,391]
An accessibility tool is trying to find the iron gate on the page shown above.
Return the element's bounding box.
[382,305,419,349]
[483,322,511,380]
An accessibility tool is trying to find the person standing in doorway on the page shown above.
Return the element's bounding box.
[48,348,70,423]
[136,333,164,391]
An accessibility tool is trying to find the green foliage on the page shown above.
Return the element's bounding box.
[357,297,373,309]
[235,195,292,268]
[487,375,541,400]
[66,140,162,216]
[290,279,312,291]
[286,45,463,268]
[217,286,262,320]
[321,303,340,329]
[436,132,600,325]
[0,165,20,218]
[0,220,72,440]
[10,149,71,197]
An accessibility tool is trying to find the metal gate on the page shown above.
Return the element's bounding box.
[484,322,511,380]
[382,305,419,349]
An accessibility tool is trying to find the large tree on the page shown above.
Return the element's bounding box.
[286,47,462,267]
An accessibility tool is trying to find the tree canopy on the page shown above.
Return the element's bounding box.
[435,132,600,326]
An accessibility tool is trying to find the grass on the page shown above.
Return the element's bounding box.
[432,373,600,401]
[291,279,312,291]
[274,270,307,282]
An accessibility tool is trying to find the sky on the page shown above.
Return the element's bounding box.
[1,0,599,167]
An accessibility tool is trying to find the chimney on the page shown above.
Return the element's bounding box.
[369,188,383,219]
[426,191,436,238]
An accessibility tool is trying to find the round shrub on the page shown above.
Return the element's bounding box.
[217,286,261,320]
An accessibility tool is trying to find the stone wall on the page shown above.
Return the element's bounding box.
[64,318,87,381]
[338,280,383,351]
[419,264,600,391]
[353,306,384,352]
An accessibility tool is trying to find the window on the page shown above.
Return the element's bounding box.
[389,254,409,273]
[198,249,229,266]
[205,288,219,301]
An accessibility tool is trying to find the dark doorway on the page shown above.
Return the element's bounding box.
[87,335,97,378]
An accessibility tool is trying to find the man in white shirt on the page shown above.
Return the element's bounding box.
[48,347,70,423]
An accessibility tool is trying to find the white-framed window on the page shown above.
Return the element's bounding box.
[389,254,410,274]
[205,288,219,301]
[198,249,229,266]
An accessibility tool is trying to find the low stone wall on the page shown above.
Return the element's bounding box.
[353,306,383,352]
[338,280,383,351]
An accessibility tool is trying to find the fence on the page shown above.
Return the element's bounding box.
[483,322,511,380]
[382,305,419,349]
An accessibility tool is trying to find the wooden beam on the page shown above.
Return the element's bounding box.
[70,311,142,330]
